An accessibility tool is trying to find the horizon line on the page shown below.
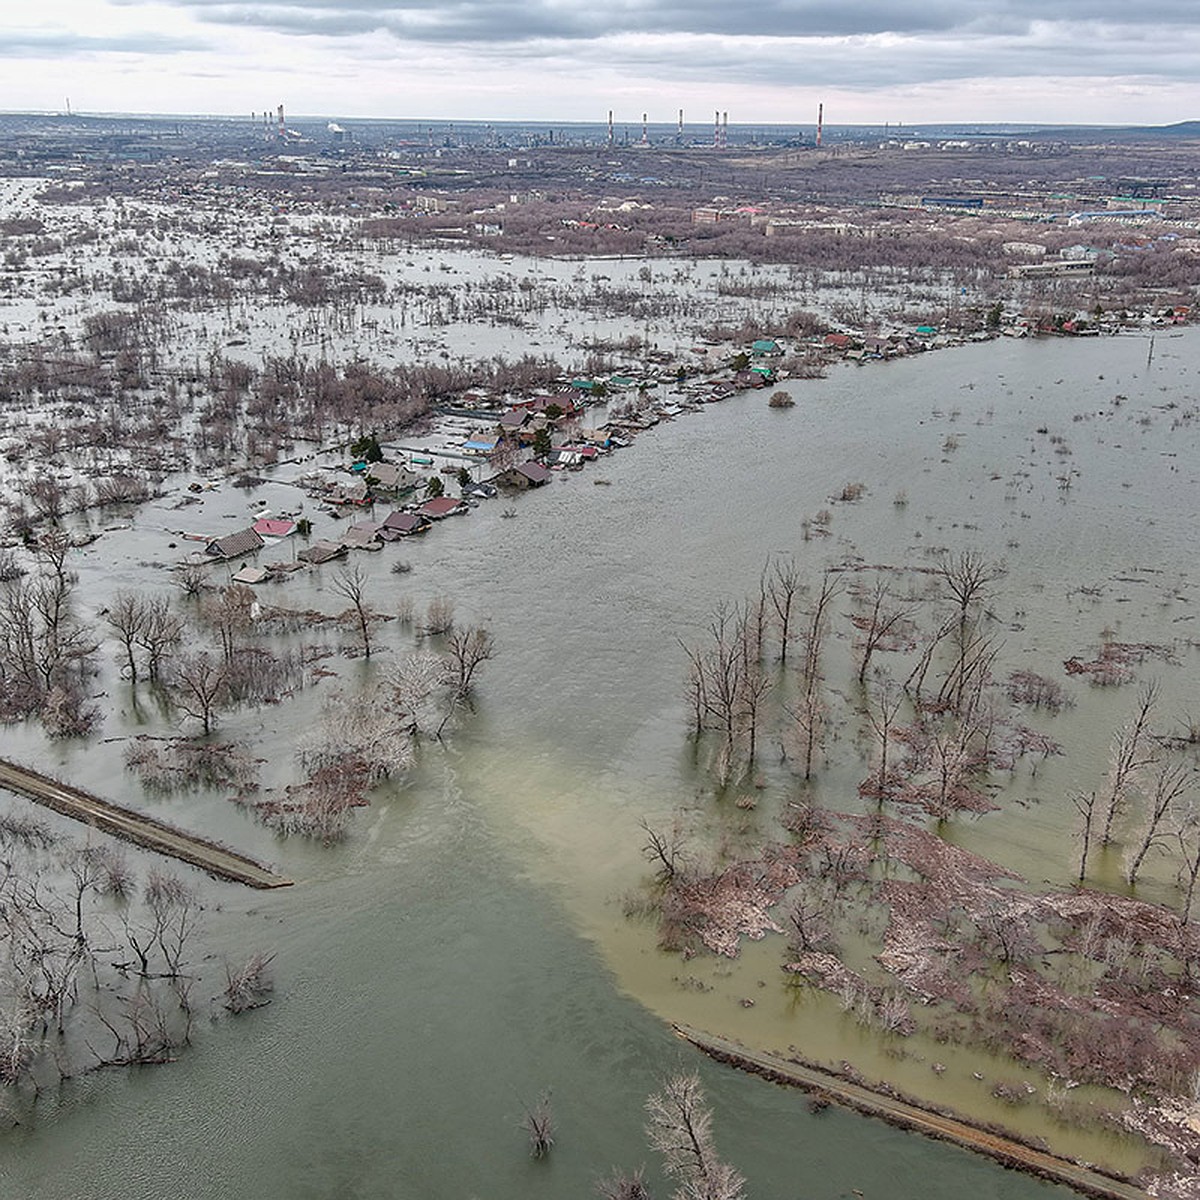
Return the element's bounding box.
[3,108,1198,132]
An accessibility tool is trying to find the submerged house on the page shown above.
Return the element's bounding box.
[230,566,269,585]
[327,480,370,507]
[297,539,346,565]
[379,510,430,540]
[418,496,466,520]
[497,409,530,436]
[733,370,768,390]
[205,527,264,560]
[365,462,420,494]
[342,521,383,551]
[501,461,552,489]
[252,517,297,539]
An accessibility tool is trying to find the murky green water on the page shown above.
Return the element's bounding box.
[5,326,1199,1197]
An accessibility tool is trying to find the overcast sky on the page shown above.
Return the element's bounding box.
[2,0,1197,126]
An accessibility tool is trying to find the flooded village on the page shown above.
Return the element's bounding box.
[3,113,1200,1200]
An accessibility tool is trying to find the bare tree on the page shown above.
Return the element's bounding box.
[936,551,1004,712]
[1127,761,1194,886]
[1071,790,1099,883]
[936,629,1001,718]
[850,576,914,686]
[801,571,841,696]
[171,651,228,735]
[596,1167,653,1200]
[737,611,772,765]
[787,680,827,783]
[106,591,147,682]
[137,595,184,683]
[175,560,210,598]
[936,549,1005,633]
[640,818,689,885]
[1176,807,1200,920]
[789,893,833,955]
[223,951,275,1014]
[522,1090,555,1158]
[332,565,377,658]
[444,625,495,698]
[685,604,744,762]
[202,585,254,664]
[765,556,801,663]
[422,594,455,637]
[645,1071,745,1200]
[903,617,955,702]
[1099,682,1160,847]
[863,678,905,801]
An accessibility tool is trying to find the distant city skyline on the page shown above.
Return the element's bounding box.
[2,0,1197,127]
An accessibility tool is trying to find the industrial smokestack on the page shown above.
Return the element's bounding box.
[714,109,720,148]
[607,109,614,147]
[641,113,648,145]
[817,102,824,148]
[678,108,684,140]
[277,104,285,139]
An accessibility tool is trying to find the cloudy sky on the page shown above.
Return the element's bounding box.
[2,0,1197,126]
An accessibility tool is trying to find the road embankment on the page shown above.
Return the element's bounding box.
[673,1023,1148,1200]
[0,757,293,889]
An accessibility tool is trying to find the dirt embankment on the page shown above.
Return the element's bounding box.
[0,757,292,889]
[673,1024,1149,1200]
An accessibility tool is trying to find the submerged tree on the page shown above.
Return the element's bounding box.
[444,625,495,699]
[331,564,378,658]
[522,1090,555,1159]
[644,1071,744,1200]
[1127,760,1194,887]
[1072,789,1099,883]
[1099,682,1160,847]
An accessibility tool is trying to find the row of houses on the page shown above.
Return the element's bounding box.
[202,459,560,580]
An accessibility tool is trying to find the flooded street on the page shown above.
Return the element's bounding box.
[3,315,1197,1196]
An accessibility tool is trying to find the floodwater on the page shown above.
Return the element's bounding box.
[3,312,1199,1195]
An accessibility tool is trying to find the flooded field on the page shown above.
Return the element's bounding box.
[2,178,1199,1197]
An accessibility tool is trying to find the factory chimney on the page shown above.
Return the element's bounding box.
[722,111,728,150]
[714,109,720,148]
[277,104,286,139]
[816,102,824,148]
[641,112,648,146]
[607,109,614,147]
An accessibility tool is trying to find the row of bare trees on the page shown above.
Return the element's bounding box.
[681,550,1013,794]
[1073,681,1200,906]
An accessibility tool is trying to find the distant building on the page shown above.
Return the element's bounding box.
[413,195,459,215]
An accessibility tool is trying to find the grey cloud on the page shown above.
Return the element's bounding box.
[121,0,1200,42]
[85,0,1200,92]
[4,30,207,56]
[145,0,976,41]
[597,29,1200,89]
